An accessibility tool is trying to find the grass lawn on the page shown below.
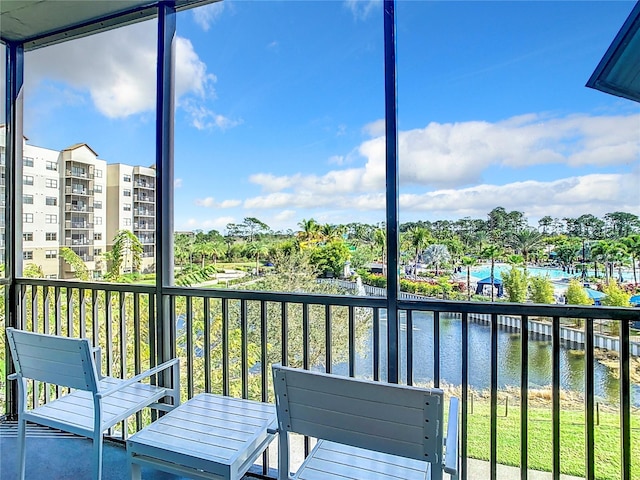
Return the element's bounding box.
[464,401,639,479]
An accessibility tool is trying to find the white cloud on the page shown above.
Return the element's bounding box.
[174,178,183,188]
[183,216,235,231]
[235,112,639,224]
[183,100,241,130]
[192,2,225,31]
[363,119,385,137]
[26,22,219,123]
[195,197,241,208]
[344,0,380,21]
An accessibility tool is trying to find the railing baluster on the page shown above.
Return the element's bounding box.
[303,303,310,371]
[119,292,126,379]
[433,310,440,388]
[79,288,86,339]
[373,307,380,382]
[281,302,289,367]
[348,305,355,377]
[619,318,631,480]
[406,309,413,386]
[461,311,469,480]
[204,297,211,393]
[241,299,248,400]
[105,291,113,378]
[552,315,561,480]
[325,304,332,373]
[490,312,498,480]
[92,290,99,349]
[54,286,61,336]
[520,315,529,480]
[66,287,73,337]
[30,285,37,332]
[186,295,194,399]
[585,317,595,480]
[222,298,229,397]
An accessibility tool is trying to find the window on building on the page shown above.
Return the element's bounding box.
[23,213,33,223]
[95,169,103,178]
[46,160,58,171]
[23,175,34,185]
[95,184,103,193]
[123,174,132,182]
[46,250,57,259]
[95,217,102,225]
[46,178,58,188]
[23,251,33,260]
[23,194,34,204]
[123,203,131,211]
[94,232,102,241]
[23,157,34,167]
[45,214,57,224]
[46,232,57,241]
[46,274,58,279]
[123,189,131,197]
[94,248,102,256]
[45,196,57,206]
[23,232,33,241]
[94,200,102,209]
[123,218,132,226]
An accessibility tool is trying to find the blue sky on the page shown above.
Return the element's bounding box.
[11,1,640,233]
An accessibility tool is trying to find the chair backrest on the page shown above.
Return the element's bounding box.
[6,328,100,392]
[272,364,444,466]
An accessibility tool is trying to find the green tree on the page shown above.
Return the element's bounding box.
[565,279,592,306]
[460,256,477,300]
[408,227,432,274]
[480,245,504,301]
[105,230,143,281]
[309,240,351,277]
[529,276,555,304]
[23,264,44,278]
[600,281,631,307]
[621,234,640,284]
[245,241,269,274]
[502,266,528,303]
[509,228,543,265]
[59,247,90,281]
[422,244,451,276]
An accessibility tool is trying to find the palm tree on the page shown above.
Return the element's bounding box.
[245,241,269,275]
[621,234,640,284]
[509,228,543,266]
[481,245,504,301]
[460,256,477,300]
[408,227,431,275]
[422,244,451,276]
[298,218,320,244]
[373,228,386,274]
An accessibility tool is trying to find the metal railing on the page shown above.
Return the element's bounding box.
[1,278,638,480]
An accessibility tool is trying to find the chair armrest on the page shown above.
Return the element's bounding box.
[96,358,179,399]
[444,397,459,476]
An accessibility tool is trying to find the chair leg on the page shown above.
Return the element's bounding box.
[93,433,104,480]
[17,418,27,480]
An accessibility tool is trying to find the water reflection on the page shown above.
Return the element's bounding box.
[351,311,639,407]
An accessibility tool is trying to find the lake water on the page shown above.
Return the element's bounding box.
[341,311,640,407]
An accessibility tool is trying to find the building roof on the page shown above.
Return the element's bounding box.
[586,1,640,103]
[63,143,99,157]
[0,0,221,50]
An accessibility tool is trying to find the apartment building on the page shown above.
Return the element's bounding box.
[0,127,156,279]
[106,164,156,274]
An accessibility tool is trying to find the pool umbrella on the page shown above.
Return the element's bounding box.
[630,294,640,305]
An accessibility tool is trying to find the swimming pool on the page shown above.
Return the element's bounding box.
[470,263,634,282]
